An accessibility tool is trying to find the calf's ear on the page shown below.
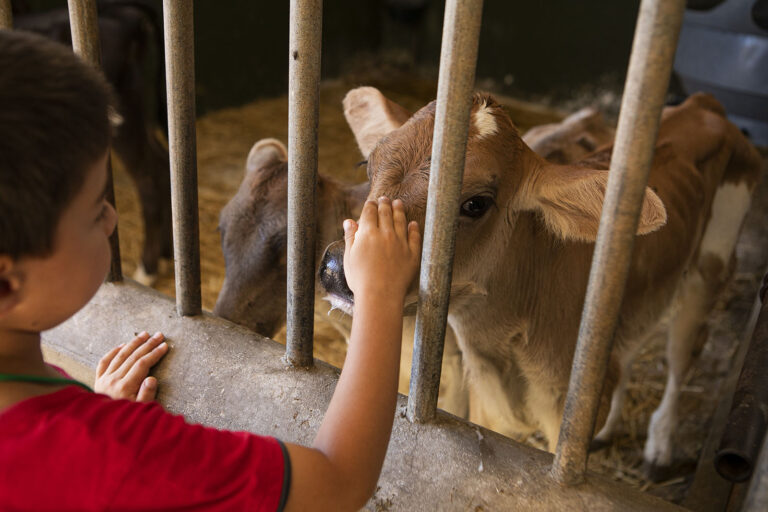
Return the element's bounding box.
[343,87,412,158]
[528,166,667,242]
[246,138,287,175]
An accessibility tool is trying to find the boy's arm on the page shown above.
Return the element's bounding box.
[284,197,420,512]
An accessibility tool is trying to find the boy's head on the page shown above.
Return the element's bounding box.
[0,29,117,331]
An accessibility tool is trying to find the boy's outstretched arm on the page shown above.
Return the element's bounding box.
[284,197,421,512]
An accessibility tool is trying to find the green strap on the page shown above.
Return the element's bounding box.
[0,373,93,393]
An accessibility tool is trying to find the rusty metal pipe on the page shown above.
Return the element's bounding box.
[67,0,122,282]
[0,0,12,29]
[551,0,687,485]
[286,0,322,367]
[406,0,484,423]
[162,0,201,316]
[715,275,768,482]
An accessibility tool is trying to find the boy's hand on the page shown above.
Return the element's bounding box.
[94,332,168,402]
[343,197,421,301]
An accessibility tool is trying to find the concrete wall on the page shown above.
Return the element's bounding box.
[43,280,683,511]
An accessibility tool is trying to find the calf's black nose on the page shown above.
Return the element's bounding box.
[319,240,354,303]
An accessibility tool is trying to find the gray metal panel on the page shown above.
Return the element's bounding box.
[684,0,768,37]
[674,24,768,95]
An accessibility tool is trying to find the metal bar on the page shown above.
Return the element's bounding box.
[67,0,123,282]
[406,0,484,423]
[286,0,322,367]
[162,0,201,316]
[67,0,100,64]
[715,273,768,482]
[551,0,687,485]
[0,0,12,29]
[743,427,768,511]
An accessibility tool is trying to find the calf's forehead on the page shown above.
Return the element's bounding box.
[366,100,507,208]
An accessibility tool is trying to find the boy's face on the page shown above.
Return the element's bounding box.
[3,151,117,332]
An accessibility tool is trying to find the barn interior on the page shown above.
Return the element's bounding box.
[11,0,768,510]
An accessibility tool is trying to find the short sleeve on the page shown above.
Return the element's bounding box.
[107,401,289,512]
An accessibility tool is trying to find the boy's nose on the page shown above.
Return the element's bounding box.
[104,202,118,237]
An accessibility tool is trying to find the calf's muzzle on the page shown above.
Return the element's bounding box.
[319,240,354,306]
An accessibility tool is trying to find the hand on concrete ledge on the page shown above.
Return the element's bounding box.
[94,331,168,402]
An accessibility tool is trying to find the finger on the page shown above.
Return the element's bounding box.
[343,219,357,261]
[116,332,165,377]
[136,377,157,402]
[107,331,150,374]
[407,221,422,256]
[123,341,169,383]
[392,199,407,241]
[97,344,123,377]
[359,200,378,229]
[377,196,393,234]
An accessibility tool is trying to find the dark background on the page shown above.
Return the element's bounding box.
[17,1,641,114]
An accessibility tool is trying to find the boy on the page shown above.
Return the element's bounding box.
[0,30,421,511]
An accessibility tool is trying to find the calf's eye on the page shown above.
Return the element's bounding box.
[460,196,493,218]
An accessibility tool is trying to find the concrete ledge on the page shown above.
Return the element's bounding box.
[43,281,683,511]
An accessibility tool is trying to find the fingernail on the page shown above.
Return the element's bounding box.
[343,219,353,231]
[144,379,156,389]
[139,331,149,337]
[151,331,163,339]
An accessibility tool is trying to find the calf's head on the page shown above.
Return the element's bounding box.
[320,87,666,313]
[214,139,290,337]
[522,107,614,164]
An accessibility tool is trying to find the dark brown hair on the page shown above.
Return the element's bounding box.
[0,29,114,259]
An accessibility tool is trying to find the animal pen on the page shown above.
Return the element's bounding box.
[3,0,768,510]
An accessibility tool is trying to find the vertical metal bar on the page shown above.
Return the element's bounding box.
[162,0,201,316]
[286,0,322,367]
[743,431,768,511]
[67,0,122,282]
[67,0,100,64]
[406,0,484,423]
[0,0,12,29]
[551,0,686,485]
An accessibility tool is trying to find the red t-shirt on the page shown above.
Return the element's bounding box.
[0,383,290,511]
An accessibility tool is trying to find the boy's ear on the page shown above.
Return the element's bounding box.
[0,256,22,317]
[521,164,667,242]
[343,87,412,158]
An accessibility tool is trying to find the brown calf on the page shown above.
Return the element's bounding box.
[320,87,762,477]
[214,104,615,417]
